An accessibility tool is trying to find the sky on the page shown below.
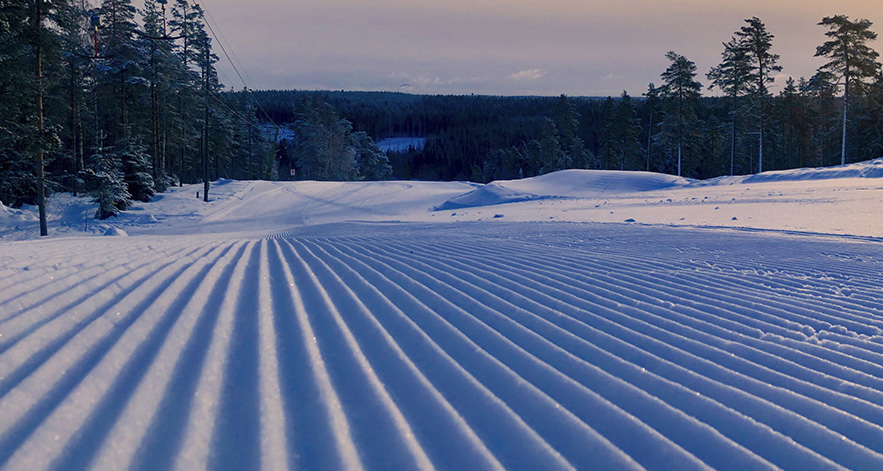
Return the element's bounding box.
[156,0,883,97]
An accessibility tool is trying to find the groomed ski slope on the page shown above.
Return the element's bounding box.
[1,161,883,470]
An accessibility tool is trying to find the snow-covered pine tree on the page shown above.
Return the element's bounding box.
[0,1,40,206]
[351,131,392,180]
[292,99,357,180]
[119,140,156,202]
[83,143,131,219]
[139,0,179,191]
[0,3,35,207]
[169,0,202,183]
[96,0,143,144]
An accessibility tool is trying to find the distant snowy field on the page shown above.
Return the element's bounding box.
[376,137,426,153]
[1,160,883,470]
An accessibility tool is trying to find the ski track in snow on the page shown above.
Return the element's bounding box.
[1,222,883,470]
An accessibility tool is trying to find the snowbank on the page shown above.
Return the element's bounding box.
[501,169,692,196]
[742,157,883,183]
[433,183,545,210]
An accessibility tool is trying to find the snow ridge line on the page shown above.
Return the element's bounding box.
[319,239,716,471]
[297,240,589,471]
[443,236,883,384]
[339,238,829,470]
[293,240,509,471]
[0,241,239,470]
[372,238,883,467]
[432,237,883,399]
[349,235,883,470]
[0,239,198,324]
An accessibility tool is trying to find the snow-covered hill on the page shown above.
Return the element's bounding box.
[1,160,883,470]
[4,158,883,240]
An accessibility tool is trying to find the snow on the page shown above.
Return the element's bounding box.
[376,137,426,153]
[1,159,883,470]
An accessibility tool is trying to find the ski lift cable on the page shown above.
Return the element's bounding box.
[197,1,258,88]
[192,0,281,130]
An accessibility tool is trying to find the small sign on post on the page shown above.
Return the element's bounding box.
[290,169,296,177]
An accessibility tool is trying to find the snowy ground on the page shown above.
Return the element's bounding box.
[376,137,427,153]
[1,160,883,470]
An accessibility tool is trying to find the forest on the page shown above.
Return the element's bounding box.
[2,2,882,233]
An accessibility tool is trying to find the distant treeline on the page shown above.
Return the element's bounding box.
[255,82,882,183]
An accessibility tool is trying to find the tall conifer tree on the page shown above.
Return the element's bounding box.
[815,15,881,164]
[736,17,781,173]
[659,51,702,176]
[708,37,753,175]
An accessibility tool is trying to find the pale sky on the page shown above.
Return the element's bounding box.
[163,0,882,96]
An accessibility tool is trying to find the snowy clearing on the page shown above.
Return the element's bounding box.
[1,161,883,470]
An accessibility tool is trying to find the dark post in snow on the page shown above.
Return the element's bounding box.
[202,38,210,203]
[35,0,48,236]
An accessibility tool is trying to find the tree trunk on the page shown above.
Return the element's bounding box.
[35,0,48,236]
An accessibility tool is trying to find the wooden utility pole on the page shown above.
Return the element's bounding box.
[203,38,210,202]
[35,0,48,236]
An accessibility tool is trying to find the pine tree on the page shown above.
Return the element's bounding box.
[0,0,38,207]
[190,7,220,197]
[815,15,881,164]
[119,140,156,202]
[736,17,781,173]
[292,99,357,180]
[96,0,143,144]
[554,95,590,168]
[139,0,178,190]
[83,142,131,219]
[611,91,643,170]
[804,71,841,166]
[659,51,702,176]
[55,2,91,196]
[708,36,753,175]
[169,0,202,183]
[351,131,392,180]
[642,83,661,171]
[537,118,567,174]
[860,73,883,159]
[777,77,803,168]
[600,97,615,169]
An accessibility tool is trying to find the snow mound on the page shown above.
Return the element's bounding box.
[744,158,883,182]
[103,226,129,236]
[434,182,544,210]
[502,169,692,197]
[697,158,883,187]
[436,169,690,210]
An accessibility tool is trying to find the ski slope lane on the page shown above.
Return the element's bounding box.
[1,223,883,470]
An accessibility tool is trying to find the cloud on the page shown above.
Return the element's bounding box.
[509,68,547,81]
[389,72,491,92]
